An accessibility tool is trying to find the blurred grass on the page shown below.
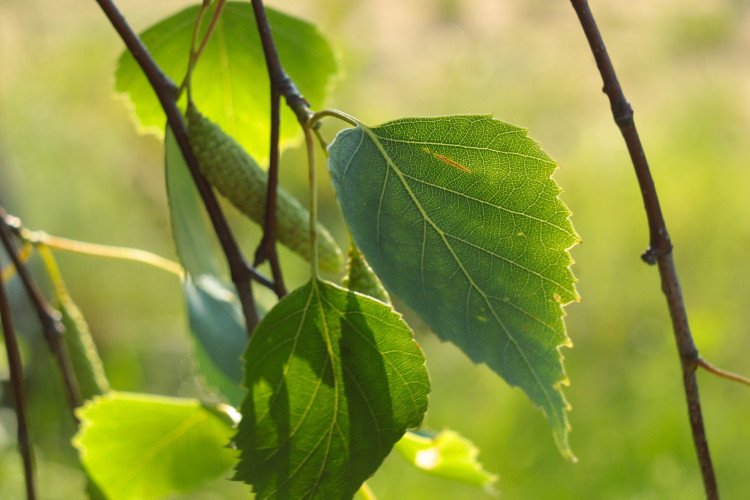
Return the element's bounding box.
[1,0,750,498]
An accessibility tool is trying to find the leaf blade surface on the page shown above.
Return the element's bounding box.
[234,279,430,499]
[327,115,579,457]
[116,3,337,161]
[73,392,239,500]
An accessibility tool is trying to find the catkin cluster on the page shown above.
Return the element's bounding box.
[342,242,390,305]
[186,105,343,273]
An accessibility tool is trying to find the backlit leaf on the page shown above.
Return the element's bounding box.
[73,392,240,500]
[327,115,579,458]
[116,2,337,161]
[395,429,498,491]
[234,279,430,499]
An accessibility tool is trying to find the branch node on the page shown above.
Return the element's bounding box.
[612,97,633,127]
[641,240,673,265]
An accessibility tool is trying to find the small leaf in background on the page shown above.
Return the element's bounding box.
[116,2,338,161]
[395,430,498,492]
[342,237,391,304]
[328,115,580,459]
[166,125,247,405]
[73,392,240,500]
[234,279,430,499]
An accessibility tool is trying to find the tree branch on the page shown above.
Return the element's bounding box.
[93,0,270,333]
[0,209,82,415]
[569,2,717,498]
[0,250,36,500]
[250,0,312,124]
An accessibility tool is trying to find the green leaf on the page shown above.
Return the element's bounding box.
[73,392,240,500]
[394,430,498,491]
[165,124,223,278]
[234,278,430,499]
[327,115,579,459]
[184,275,247,406]
[166,124,246,405]
[116,2,337,161]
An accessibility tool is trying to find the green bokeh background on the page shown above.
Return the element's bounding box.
[1,0,749,498]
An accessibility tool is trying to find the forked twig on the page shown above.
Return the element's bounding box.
[0,209,82,415]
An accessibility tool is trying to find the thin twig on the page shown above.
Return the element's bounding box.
[569,1,717,498]
[254,88,287,298]
[0,252,36,500]
[698,357,750,388]
[94,0,264,332]
[304,126,319,276]
[0,208,82,415]
[17,229,184,277]
[180,0,227,98]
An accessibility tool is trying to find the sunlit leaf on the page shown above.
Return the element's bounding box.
[395,430,498,491]
[73,392,240,500]
[234,279,430,499]
[116,2,338,161]
[328,115,579,458]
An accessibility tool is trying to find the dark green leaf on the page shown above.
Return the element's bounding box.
[234,279,430,499]
[184,275,247,406]
[328,115,579,459]
[73,392,239,500]
[117,2,337,161]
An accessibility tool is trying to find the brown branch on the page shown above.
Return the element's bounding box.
[250,0,312,124]
[250,0,309,298]
[569,1,718,498]
[93,0,269,333]
[253,88,287,298]
[0,251,36,500]
[0,209,82,415]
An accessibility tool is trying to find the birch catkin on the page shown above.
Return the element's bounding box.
[342,241,390,304]
[186,104,343,273]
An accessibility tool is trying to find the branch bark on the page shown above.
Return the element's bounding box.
[0,250,36,500]
[0,210,82,415]
[569,1,717,498]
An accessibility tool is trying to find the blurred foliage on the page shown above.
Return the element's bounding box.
[1,0,749,498]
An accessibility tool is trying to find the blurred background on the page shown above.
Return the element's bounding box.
[1,0,750,498]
